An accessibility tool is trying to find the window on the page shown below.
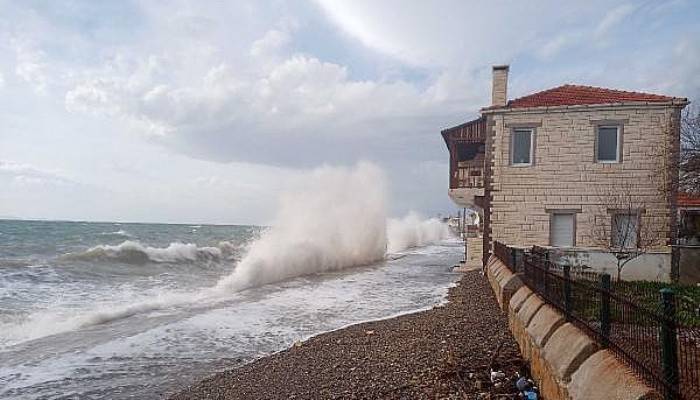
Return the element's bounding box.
[511,128,533,165]
[611,213,638,248]
[550,213,575,247]
[597,126,620,162]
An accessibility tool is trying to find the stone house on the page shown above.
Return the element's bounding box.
[442,65,689,279]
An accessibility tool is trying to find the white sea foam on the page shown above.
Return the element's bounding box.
[386,212,452,253]
[213,162,388,293]
[99,229,132,237]
[0,289,207,347]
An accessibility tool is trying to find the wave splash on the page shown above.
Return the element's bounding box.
[214,162,388,293]
[387,212,452,253]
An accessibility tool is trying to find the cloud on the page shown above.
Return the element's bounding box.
[595,4,637,38]
[0,160,110,221]
[63,42,456,166]
[312,0,630,68]
[0,160,77,187]
[531,2,639,60]
[11,38,50,94]
[18,0,699,171]
[250,29,291,58]
[0,1,698,223]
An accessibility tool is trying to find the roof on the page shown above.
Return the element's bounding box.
[441,117,486,147]
[486,84,687,110]
[679,192,700,208]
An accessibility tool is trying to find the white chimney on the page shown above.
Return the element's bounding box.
[491,65,509,107]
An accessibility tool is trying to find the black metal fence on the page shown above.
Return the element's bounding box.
[493,241,700,400]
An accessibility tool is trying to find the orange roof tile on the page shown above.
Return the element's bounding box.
[496,84,686,109]
[679,192,700,208]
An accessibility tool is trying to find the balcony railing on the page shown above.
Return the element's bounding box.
[450,162,484,189]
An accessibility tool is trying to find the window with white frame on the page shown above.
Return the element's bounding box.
[511,128,534,165]
[597,125,620,162]
[611,212,639,249]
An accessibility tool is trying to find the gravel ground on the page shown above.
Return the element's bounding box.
[169,270,526,399]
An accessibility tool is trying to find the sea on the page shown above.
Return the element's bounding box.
[0,219,462,399]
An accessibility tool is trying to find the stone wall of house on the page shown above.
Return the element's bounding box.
[485,104,681,252]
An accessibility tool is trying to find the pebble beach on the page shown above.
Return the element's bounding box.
[170,270,526,399]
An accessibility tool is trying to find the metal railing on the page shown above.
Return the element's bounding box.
[494,241,700,400]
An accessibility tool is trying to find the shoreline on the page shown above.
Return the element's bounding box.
[169,270,525,399]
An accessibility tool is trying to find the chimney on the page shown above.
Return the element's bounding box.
[491,65,509,107]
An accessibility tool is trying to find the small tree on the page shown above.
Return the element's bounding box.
[680,106,700,194]
[591,180,664,281]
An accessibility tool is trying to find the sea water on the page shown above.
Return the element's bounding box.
[0,219,461,399]
[0,163,462,399]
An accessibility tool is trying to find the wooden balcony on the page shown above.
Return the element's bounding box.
[448,161,485,209]
[451,162,484,189]
[442,116,487,209]
[440,116,487,143]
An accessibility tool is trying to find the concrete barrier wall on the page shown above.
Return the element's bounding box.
[547,248,671,282]
[486,255,662,400]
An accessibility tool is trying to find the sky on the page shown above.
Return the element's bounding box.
[0,0,698,224]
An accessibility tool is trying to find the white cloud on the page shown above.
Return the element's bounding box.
[0,1,698,223]
[250,29,291,58]
[537,34,577,60]
[11,38,50,94]
[312,0,624,68]
[63,42,451,166]
[23,0,700,170]
[0,160,76,187]
[595,4,637,38]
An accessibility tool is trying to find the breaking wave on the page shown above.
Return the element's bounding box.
[387,213,452,253]
[62,240,233,264]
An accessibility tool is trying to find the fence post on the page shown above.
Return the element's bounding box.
[600,273,611,347]
[543,250,550,296]
[659,288,679,400]
[563,264,572,320]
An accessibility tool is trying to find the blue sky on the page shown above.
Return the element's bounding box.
[0,0,698,224]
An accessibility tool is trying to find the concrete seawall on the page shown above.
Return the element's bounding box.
[485,255,662,400]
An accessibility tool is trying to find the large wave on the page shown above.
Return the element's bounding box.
[214,162,388,293]
[62,240,236,264]
[387,213,452,253]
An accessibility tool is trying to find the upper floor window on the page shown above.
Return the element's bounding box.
[596,125,620,163]
[511,128,534,166]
